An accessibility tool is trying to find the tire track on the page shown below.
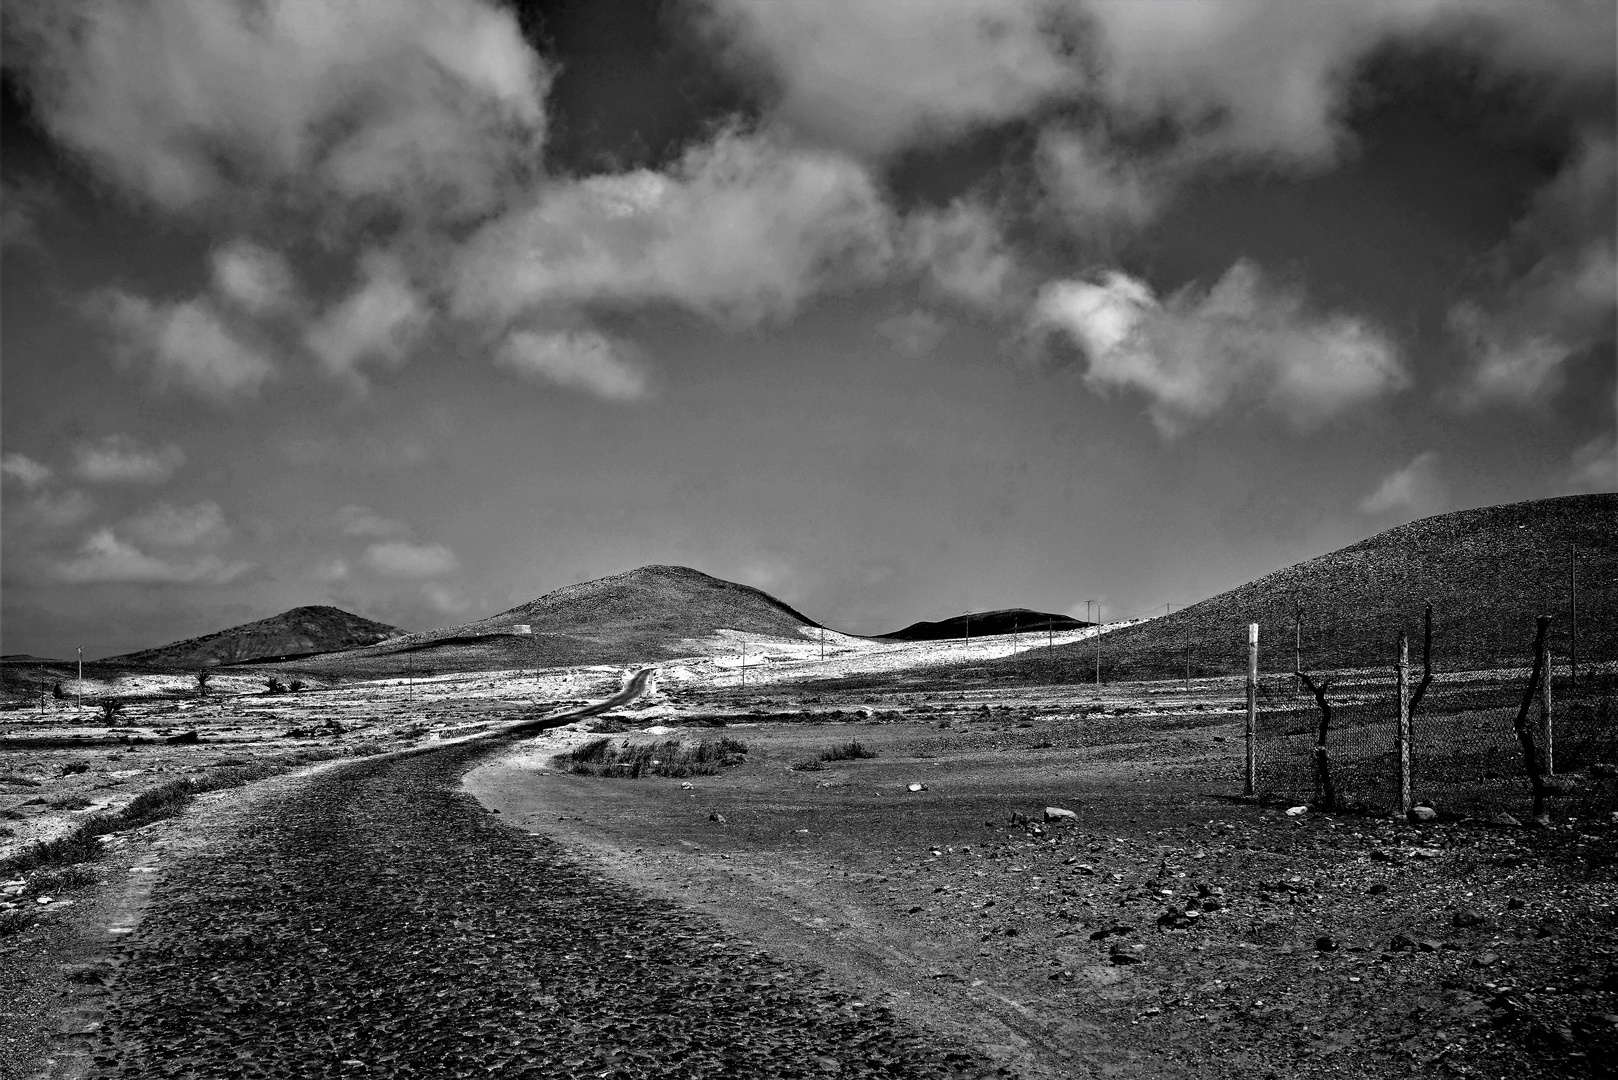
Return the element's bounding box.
[86,677,1004,1078]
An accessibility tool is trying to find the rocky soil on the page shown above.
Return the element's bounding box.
[73,740,1001,1079]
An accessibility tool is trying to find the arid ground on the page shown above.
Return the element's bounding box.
[3,635,1614,1078]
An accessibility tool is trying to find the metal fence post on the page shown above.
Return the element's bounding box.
[1397,631,1410,816]
[1539,629,1553,775]
[1245,623,1258,797]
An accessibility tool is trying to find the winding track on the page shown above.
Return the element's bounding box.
[84,673,1001,1079]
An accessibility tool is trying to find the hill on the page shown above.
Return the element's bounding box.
[1010,494,1616,681]
[108,606,405,668]
[879,609,1087,641]
[281,565,820,677]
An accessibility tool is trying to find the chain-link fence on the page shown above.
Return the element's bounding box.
[1257,641,1617,821]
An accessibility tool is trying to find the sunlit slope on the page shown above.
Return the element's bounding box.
[1021,494,1616,680]
[282,565,820,676]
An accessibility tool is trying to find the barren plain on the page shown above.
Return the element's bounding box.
[2,627,1614,1078]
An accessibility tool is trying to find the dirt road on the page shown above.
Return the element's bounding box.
[69,678,1002,1079]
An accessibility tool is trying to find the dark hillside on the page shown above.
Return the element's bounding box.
[879,609,1087,641]
[107,606,405,668]
[281,565,819,677]
[1012,494,1616,681]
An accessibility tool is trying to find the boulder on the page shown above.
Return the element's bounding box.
[1408,805,1438,823]
[1043,806,1078,823]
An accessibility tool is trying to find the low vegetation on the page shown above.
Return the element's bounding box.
[820,738,878,762]
[561,736,748,779]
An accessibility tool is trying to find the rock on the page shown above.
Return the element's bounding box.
[1408,805,1438,822]
[1390,933,1417,951]
[1507,897,1526,910]
[1541,774,1578,796]
[1474,952,1500,968]
[907,782,927,792]
[680,782,693,789]
[1072,863,1095,875]
[1109,942,1146,964]
[1009,811,1029,826]
[1285,805,1308,816]
[1452,909,1487,928]
[708,812,727,824]
[1367,883,1388,895]
[1315,935,1338,951]
[165,730,199,745]
[1485,812,1522,827]
[1043,806,1078,823]
[1589,763,1617,779]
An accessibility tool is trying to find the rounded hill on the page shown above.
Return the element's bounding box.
[108,606,406,668]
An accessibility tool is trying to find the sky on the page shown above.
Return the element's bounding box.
[1,0,1614,660]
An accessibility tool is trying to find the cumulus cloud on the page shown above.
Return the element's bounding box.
[702,0,1615,236]
[1,451,52,489]
[1031,261,1407,435]
[6,489,95,530]
[92,289,277,402]
[123,500,228,548]
[902,201,1021,312]
[363,540,459,579]
[1360,451,1447,516]
[496,330,649,402]
[305,252,430,391]
[877,309,949,358]
[1451,134,1616,409]
[53,528,250,585]
[421,582,473,614]
[697,0,1086,157]
[71,436,185,484]
[4,0,549,223]
[451,129,893,329]
[1564,433,1617,494]
[0,173,56,250]
[335,505,415,540]
[211,240,298,315]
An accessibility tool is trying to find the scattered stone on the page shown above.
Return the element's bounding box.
[1474,952,1500,968]
[1043,806,1078,823]
[1409,806,1438,823]
[1485,812,1522,827]
[1009,811,1030,826]
[1109,942,1146,964]
[1590,763,1617,779]
[708,812,727,824]
[1315,935,1337,951]
[1507,897,1526,910]
[165,730,200,745]
[1285,805,1308,816]
[907,783,927,792]
[1452,909,1487,929]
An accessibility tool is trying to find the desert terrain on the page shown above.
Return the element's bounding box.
[3,619,1614,1079]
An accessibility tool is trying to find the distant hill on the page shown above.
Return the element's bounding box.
[1011,494,1617,681]
[108,606,405,668]
[283,565,820,676]
[880,608,1087,641]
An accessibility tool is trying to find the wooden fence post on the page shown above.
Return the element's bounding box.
[1397,631,1411,817]
[1245,623,1258,798]
[1539,629,1553,775]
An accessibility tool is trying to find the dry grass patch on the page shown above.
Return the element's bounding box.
[561,736,748,779]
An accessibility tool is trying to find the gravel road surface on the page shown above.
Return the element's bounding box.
[81,681,1002,1079]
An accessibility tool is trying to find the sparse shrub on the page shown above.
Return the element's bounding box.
[288,680,306,693]
[51,682,67,701]
[820,739,878,762]
[347,742,384,758]
[791,760,826,772]
[61,762,89,776]
[264,677,286,695]
[560,737,748,779]
[24,864,97,896]
[194,671,213,697]
[47,795,93,811]
[97,699,124,723]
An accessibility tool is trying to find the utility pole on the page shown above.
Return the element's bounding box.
[1094,603,1102,686]
[1569,542,1578,687]
[819,626,825,663]
[741,637,746,688]
[1294,599,1302,684]
[963,612,970,647]
[1245,624,1258,797]
[77,646,83,714]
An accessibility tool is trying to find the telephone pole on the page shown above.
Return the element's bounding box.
[77,646,83,713]
[1094,603,1102,686]
[1570,542,1578,687]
